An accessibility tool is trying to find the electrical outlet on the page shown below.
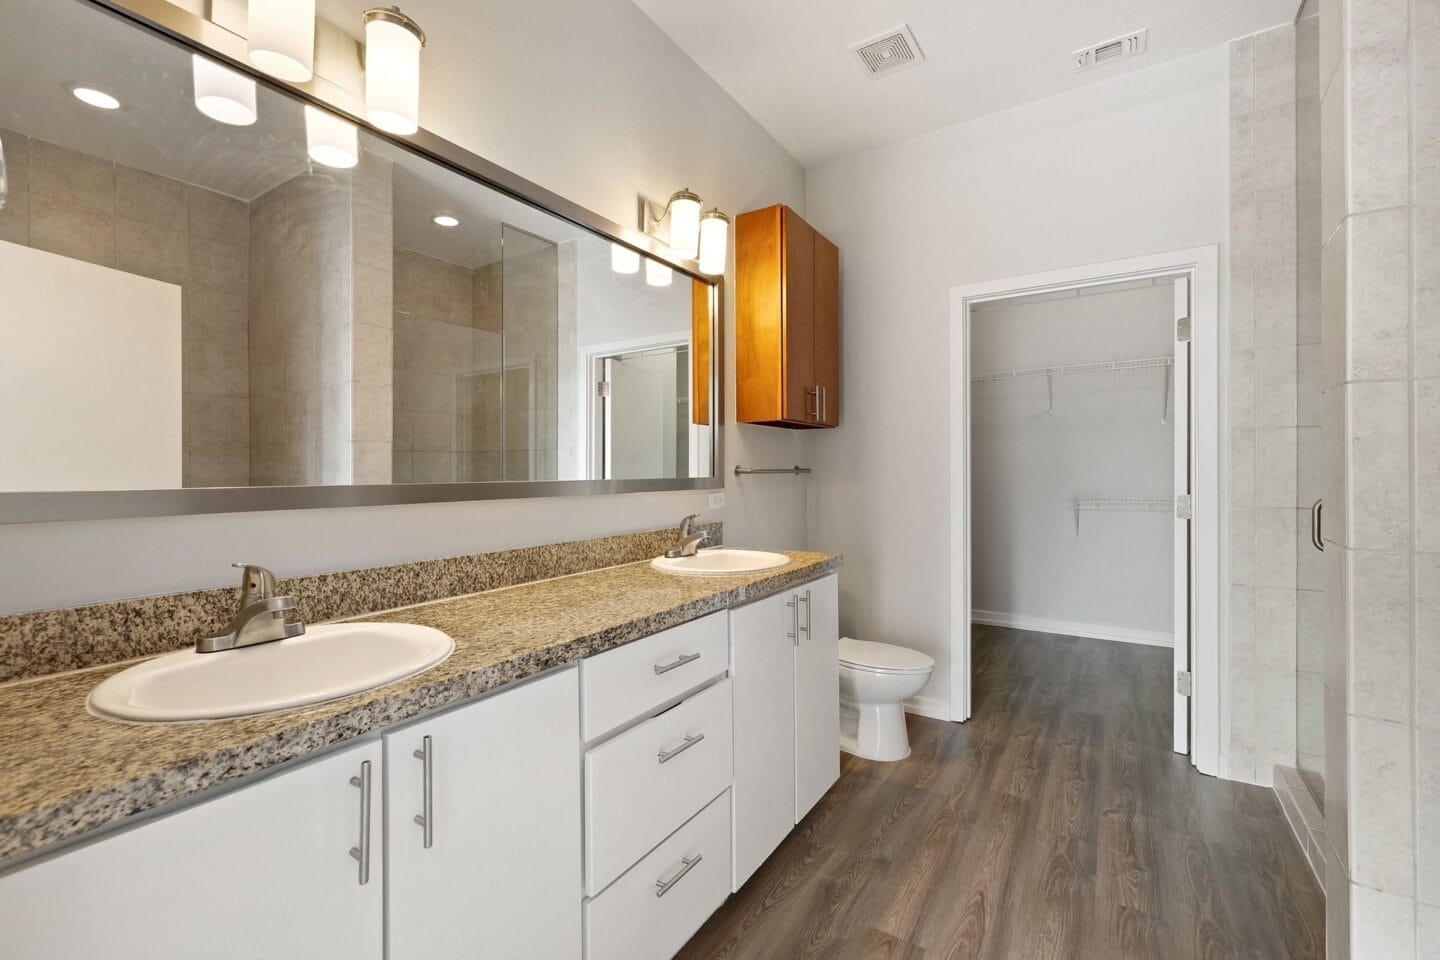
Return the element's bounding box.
[708,491,726,510]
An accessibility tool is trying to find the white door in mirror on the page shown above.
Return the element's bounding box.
[88,623,454,722]
[650,549,791,576]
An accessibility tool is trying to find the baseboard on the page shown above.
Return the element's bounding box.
[971,609,1174,648]
[903,694,950,721]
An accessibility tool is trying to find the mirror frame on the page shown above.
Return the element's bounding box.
[0,0,724,524]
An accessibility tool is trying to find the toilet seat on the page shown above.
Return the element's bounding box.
[838,637,935,675]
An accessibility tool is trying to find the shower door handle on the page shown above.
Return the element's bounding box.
[1310,499,1325,552]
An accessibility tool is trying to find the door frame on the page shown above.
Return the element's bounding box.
[947,245,1220,777]
[581,330,692,480]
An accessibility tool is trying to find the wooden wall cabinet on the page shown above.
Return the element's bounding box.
[736,204,840,428]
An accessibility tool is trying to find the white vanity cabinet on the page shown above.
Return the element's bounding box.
[385,668,582,960]
[0,738,385,960]
[730,573,839,889]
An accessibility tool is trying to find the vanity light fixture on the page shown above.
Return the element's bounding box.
[645,258,673,287]
[697,208,730,276]
[644,188,702,260]
[363,7,426,135]
[610,243,640,274]
[304,106,359,169]
[192,55,258,126]
[432,213,460,227]
[71,86,120,110]
[248,0,316,83]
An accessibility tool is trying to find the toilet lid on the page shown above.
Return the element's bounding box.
[839,637,935,674]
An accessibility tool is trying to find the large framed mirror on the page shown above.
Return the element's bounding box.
[0,0,721,522]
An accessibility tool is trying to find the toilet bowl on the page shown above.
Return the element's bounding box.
[837,637,935,761]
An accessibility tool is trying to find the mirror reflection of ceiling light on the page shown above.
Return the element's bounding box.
[248,0,316,82]
[645,258,673,287]
[432,214,460,227]
[71,86,120,110]
[610,244,640,274]
[697,209,730,276]
[304,106,359,169]
[192,55,258,126]
[364,7,426,135]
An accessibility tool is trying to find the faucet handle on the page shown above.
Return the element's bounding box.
[232,563,279,606]
[679,514,700,537]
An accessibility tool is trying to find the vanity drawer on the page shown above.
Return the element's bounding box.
[584,677,733,896]
[581,611,728,741]
[584,789,732,960]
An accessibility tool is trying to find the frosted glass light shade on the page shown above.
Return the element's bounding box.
[611,243,640,274]
[305,106,358,168]
[248,0,316,82]
[645,259,672,287]
[364,10,424,135]
[667,190,701,260]
[192,55,257,126]
[698,210,729,276]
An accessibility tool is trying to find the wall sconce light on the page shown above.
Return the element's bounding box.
[644,188,702,260]
[247,0,316,83]
[645,258,673,287]
[305,106,359,168]
[610,243,640,274]
[697,209,730,276]
[192,54,257,126]
[363,7,426,135]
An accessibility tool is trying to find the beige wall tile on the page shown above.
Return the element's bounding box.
[1231,428,1257,508]
[1256,427,1299,507]
[352,203,391,270]
[352,440,391,485]
[28,193,113,267]
[1418,380,1440,552]
[116,217,187,285]
[351,382,393,444]
[28,139,113,213]
[1346,549,1412,722]
[353,262,393,329]
[1418,553,1440,730]
[1256,507,1299,587]
[0,188,30,244]
[187,186,248,243]
[1346,380,1411,550]
[183,392,249,447]
[1321,65,1348,240]
[1347,208,1412,380]
[1350,882,1415,959]
[0,127,31,193]
[1345,0,1411,214]
[115,167,186,231]
[1349,715,1416,897]
[1256,346,1298,427]
[352,323,393,386]
[1418,727,1440,906]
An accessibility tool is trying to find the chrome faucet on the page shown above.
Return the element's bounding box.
[665,514,709,559]
[197,563,305,653]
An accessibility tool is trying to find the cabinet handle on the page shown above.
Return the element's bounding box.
[820,386,827,423]
[807,386,820,421]
[657,732,705,764]
[413,735,434,849]
[655,854,703,898]
[654,652,701,675]
[787,596,798,645]
[1311,499,1325,552]
[348,760,373,886]
[799,589,811,641]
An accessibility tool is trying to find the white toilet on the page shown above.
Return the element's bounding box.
[837,637,935,761]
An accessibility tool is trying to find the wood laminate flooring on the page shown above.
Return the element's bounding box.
[678,625,1325,960]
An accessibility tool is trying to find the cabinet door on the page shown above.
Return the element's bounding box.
[781,206,816,424]
[0,740,384,960]
[794,575,840,820]
[729,589,796,890]
[812,231,840,427]
[386,668,581,960]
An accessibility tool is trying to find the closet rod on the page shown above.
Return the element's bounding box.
[733,465,812,476]
[969,355,1174,383]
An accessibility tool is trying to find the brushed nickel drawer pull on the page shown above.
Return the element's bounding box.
[787,596,798,645]
[348,760,373,886]
[413,735,434,849]
[653,652,701,675]
[657,733,705,764]
[655,854,703,897]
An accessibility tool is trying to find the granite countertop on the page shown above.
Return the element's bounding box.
[0,551,839,869]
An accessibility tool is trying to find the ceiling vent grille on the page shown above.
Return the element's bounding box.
[1073,29,1148,72]
[851,25,924,77]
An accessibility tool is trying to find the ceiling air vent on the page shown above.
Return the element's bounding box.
[1073,28,1148,72]
[851,24,924,78]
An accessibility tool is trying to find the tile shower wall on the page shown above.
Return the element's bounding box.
[248,152,393,485]
[1318,0,1438,954]
[0,129,250,487]
[1228,24,1300,787]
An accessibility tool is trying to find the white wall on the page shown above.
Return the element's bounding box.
[0,0,807,614]
[804,47,1229,713]
[969,284,1175,643]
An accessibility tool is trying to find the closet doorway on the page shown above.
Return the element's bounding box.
[948,248,1220,775]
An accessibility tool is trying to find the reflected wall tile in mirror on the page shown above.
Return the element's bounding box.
[29,192,114,267]
[116,216,188,286]
[28,139,113,215]
[115,167,187,232]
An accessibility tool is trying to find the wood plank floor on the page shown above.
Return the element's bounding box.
[677,625,1324,960]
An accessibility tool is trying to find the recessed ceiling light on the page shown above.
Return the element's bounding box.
[432,214,459,227]
[72,86,120,110]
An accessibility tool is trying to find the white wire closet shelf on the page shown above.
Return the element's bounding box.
[1068,496,1174,537]
[970,355,1176,421]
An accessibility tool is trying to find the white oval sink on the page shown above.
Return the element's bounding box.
[88,622,454,722]
[651,548,792,576]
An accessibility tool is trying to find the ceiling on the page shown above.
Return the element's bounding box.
[630,0,1299,167]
